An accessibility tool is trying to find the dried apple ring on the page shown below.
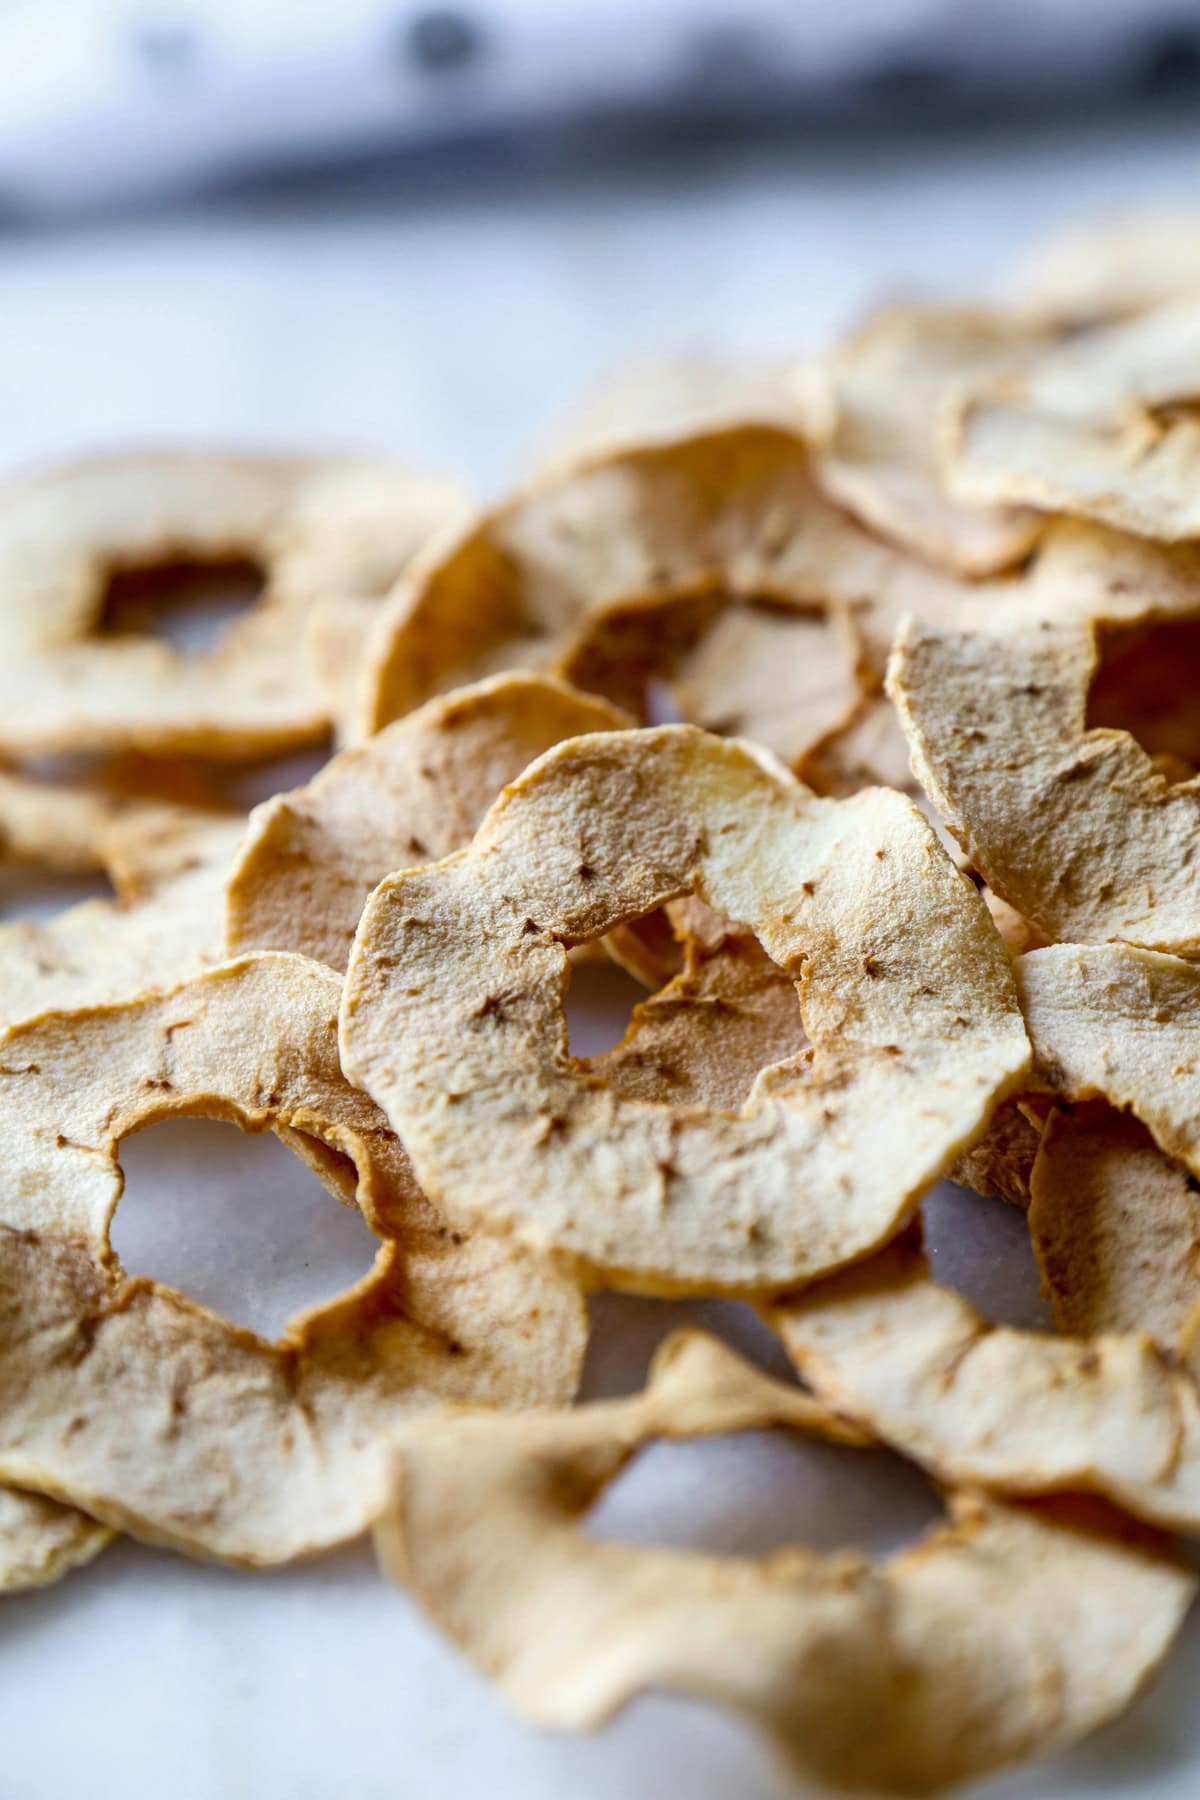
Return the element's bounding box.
[799,302,1048,574]
[948,1098,1046,1208]
[594,899,1042,1213]
[888,609,1200,953]
[0,953,586,1564]
[944,295,1200,540]
[1017,942,1200,1169]
[596,915,1039,1208]
[354,424,972,793]
[0,753,234,881]
[1029,1103,1200,1342]
[771,1232,1200,1535]
[987,945,1200,1309]
[376,1328,1191,1795]
[226,673,628,971]
[5,677,629,1035]
[340,726,1030,1294]
[3,682,613,1582]
[0,449,465,759]
[0,815,243,1028]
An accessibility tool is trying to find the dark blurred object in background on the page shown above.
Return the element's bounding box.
[7,0,1200,217]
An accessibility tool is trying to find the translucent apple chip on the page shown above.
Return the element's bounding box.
[888,610,1200,952]
[770,1233,1200,1533]
[340,726,1030,1294]
[1030,1102,1200,1341]
[355,424,973,795]
[801,304,1048,574]
[226,674,629,971]
[0,953,586,1563]
[376,1328,1191,1795]
[0,450,465,760]
[0,1487,113,1593]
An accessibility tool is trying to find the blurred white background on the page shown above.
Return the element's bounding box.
[4,104,1200,491]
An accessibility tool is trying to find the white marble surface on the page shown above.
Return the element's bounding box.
[3,108,1200,1800]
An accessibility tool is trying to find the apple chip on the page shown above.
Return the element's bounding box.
[801,304,1047,574]
[771,1233,1200,1534]
[0,1487,113,1593]
[602,907,1038,1208]
[950,1099,1045,1209]
[667,600,865,772]
[376,1328,1191,1795]
[553,581,876,795]
[533,352,814,466]
[1027,513,1200,619]
[226,673,628,971]
[944,297,1200,539]
[0,953,586,1562]
[600,901,1037,1208]
[598,929,806,1111]
[1007,210,1200,323]
[797,692,919,797]
[0,450,465,760]
[1030,1103,1200,1341]
[0,754,234,880]
[1017,942,1200,1172]
[305,595,390,738]
[354,424,971,777]
[0,815,243,1027]
[340,726,1030,1294]
[888,611,1200,952]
